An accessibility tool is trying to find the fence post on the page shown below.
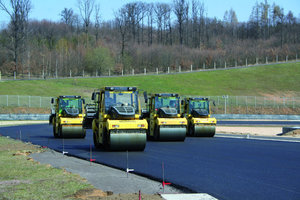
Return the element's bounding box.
[144,68,146,75]
[14,71,16,80]
[276,55,278,63]
[132,69,134,75]
[246,58,248,66]
[28,71,30,80]
[235,60,237,67]
[286,55,288,62]
[266,57,268,64]
[222,95,228,114]
[191,65,193,72]
[122,69,124,76]
[179,65,181,72]
[83,70,85,77]
[96,70,98,77]
[214,62,216,69]
[70,70,72,78]
[42,70,45,79]
[156,68,158,74]
[167,67,170,74]
[256,57,258,64]
[224,62,226,69]
[293,97,295,109]
[55,59,58,78]
[203,63,205,69]
[109,69,111,76]
[246,96,248,113]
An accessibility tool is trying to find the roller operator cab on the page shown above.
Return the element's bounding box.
[182,98,217,137]
[92,87,148,151]
[143,93,187,141]
[50,96,86,138]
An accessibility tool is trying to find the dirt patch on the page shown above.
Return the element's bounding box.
[71,188,109,199]
[0,141,41,152]
[0,107,49,114]
[282,129,300,137]
[217,126,282,137]
[70,188,162,200]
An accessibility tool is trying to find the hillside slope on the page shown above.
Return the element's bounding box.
[0,62,299,97]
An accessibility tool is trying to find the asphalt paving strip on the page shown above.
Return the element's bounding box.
[1,124,300,200]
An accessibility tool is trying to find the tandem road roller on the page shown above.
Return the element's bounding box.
[182,97,217,137]
[92,87,148,151]
[50,96,86,138]
[143,93,187,141]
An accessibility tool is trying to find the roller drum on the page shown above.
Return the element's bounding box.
[60,125,86,138]
[109,131,146,151]
[158,126,186,141]
[194,125,215,137]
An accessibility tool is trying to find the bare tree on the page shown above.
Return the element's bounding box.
[77,0,94,46]
[173,0,189,45]
[115,7,129,58]
[0,0,31,75]
[146,3,154,46]
[60,8,74,28]
[94,3,101,42]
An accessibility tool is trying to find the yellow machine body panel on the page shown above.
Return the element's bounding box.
[157,117,187,126]
[59,114,84,125]
[191,116,217,125]
[107,119,148,130]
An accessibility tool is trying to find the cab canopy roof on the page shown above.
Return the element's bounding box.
[59,95,82,99]
[102,87,137,91]
[186,97,209,101]
[153,93,179,97]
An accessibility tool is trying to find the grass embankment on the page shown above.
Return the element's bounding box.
[0,62,299,97]
[0,136,93,200]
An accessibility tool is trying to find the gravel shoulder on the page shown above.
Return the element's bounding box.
[217,126,300,137]
[30,150,182,195]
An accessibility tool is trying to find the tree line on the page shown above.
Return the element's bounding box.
[0,0,299,78]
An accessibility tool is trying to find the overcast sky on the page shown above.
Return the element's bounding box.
[0,0,299,27]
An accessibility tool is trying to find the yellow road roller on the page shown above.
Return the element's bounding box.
[182,98,217,137]
[51,96,86,138]
[92,87,147,151]
[143,93,187,141]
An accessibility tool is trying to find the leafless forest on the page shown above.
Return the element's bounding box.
[0,0,299,78]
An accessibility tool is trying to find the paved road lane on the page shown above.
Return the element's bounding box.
[1,124,300,200]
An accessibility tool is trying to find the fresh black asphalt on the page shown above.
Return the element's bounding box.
[1,124,300,200]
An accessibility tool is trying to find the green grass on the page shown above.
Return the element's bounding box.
[1,62,299,97]
[0,137,93,200]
